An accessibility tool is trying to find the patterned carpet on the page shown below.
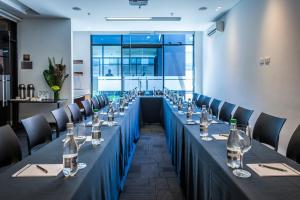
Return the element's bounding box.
[120,125,185,200]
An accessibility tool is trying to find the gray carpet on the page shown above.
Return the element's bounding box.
[120,125,185,200]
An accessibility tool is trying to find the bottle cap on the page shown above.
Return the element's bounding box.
[230,118,237,125]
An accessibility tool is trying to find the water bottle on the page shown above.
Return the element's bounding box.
[200,105,208,131]
[186,104,193,119]
[226,119,241,169]
[63,123,78,177]
[91,124,101,146]
[178,96,183,111]
[107,104,114,122]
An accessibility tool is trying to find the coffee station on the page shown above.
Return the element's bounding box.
[9,83,66,126]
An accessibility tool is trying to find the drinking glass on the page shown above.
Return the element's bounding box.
[75,122,87,169]
[233,126,252,178]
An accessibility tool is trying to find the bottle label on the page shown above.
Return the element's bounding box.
[92,131,101,140]
[63,155,78,170]
[227,149,241,161]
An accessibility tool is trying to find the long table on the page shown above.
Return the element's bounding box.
[163,97,300,200]
[0,98,140,200]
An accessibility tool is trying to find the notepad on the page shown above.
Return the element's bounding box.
[12,164,63,177]
[212,134,229,140]
[102,121,118,126]
[247,163,300,177]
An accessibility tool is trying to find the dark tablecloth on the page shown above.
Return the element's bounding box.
[140,96,163,124]
[163,97,300,200]
[0,98,140,200]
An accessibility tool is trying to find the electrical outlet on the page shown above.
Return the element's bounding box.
[259,58,265,65]
[265,57,271,65]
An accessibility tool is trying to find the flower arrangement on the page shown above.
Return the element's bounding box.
[43,57,69,100]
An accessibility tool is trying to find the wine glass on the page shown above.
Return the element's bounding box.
[233,126,252,178]
[75,122,87,169]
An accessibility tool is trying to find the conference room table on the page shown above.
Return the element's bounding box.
[163,97,300,200]
[0,97,140,200]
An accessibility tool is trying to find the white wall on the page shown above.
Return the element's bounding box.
[17,18,72,121]
[73,32,90,98]
[202,0,300,155]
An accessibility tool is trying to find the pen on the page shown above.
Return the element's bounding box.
[258,164,287,172]
[36,165,48,174]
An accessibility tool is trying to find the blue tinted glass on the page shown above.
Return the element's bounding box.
[123,34,162,44]
[164,46,185,76]
[164,34,193,45]
[91,35,121,45]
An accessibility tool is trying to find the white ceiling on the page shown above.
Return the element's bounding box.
[18,0,241,31]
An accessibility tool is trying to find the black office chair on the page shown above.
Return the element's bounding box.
[91,97,101,110]
[196,95,204,108]
[21,115,53,155]
[81,100,93,119]
[219,102,236,122]
[203,96,212,108]
[210,99,222,117]
[51,107,69,138]
[286,125,300,164]
[0,125,22,168]
[287,125,300,164]
[67,103,83,123]
[96,95,106,108]
[192,93,199,102]
[253,112,286,151]
[233,106,254,127]
[102,94,109,106]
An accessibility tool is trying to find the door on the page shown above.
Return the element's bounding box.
[0,31,11,125]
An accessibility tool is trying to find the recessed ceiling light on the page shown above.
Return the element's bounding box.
[216,6,222,11]
[199,7,208,11]
[72,7,81,11]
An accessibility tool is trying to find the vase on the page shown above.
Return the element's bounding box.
[54,91,60,101]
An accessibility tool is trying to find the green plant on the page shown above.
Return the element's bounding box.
[43,57,69,92]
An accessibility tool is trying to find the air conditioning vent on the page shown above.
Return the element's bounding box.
[207,21,224,37]
[129,0,148,8]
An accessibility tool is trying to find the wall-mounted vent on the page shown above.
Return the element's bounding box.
[207,21,224,37]
[129,0,149,8]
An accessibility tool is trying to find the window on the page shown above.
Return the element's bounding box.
[91,33,194,98]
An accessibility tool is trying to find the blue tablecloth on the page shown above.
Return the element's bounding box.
[0,98,140,200]
[163,97,300,200]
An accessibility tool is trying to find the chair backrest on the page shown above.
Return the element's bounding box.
[219,102,236,122]
[210,99,222,117]
[102,94,109,106]
[253,112,286,151]
[233,106,254,127]
[287,125,300,164]
[0,125,22,168]
[192,93,199,102]
[21,115,52,155]
[203,96,212,108]
[97,95,106,108]
[51,107,69,138]
[67,103,83,123]
[81,100,93,117]
[196,95,204,108]
[91,97,101,110]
